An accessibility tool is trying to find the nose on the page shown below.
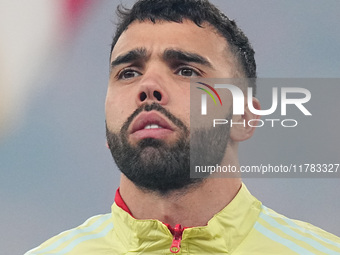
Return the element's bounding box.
[136,71,169,106]
[139,90,162,102]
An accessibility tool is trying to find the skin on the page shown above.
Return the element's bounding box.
[106,20,260,227]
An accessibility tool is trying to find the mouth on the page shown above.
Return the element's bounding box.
[129,111,175,141]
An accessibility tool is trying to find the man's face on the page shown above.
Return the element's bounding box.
[106,20,237,194]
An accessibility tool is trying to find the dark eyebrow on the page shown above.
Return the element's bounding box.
[163,49,214,69]
[110,48,148,69]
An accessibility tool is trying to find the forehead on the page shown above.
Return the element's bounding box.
[111,20,231,63]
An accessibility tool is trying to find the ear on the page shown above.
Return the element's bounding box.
[230,97,261,142]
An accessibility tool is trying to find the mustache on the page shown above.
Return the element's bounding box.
[120,102,188,135]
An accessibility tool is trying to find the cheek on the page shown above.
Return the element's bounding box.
[105,91,133,132]
[172,92,191,126]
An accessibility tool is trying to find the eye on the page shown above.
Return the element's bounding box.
[176,67,200,77]
[118,69,142,80]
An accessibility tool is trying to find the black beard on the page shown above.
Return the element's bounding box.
[106,103,230,195]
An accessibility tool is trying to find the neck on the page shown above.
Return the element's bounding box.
[119,174,242,227]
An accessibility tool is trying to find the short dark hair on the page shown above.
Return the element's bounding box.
[111,0,256,93]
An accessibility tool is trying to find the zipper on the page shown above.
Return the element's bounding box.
[170,224,183,253]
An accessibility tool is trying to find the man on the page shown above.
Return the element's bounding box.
[26,0,340,254]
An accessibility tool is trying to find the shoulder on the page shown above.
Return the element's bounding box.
[251,205,340,254]
[25,213,113,255]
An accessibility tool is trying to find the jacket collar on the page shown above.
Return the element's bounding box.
[111,184,261,254]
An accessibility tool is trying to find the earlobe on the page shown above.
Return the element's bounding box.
[230,97,261,142]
